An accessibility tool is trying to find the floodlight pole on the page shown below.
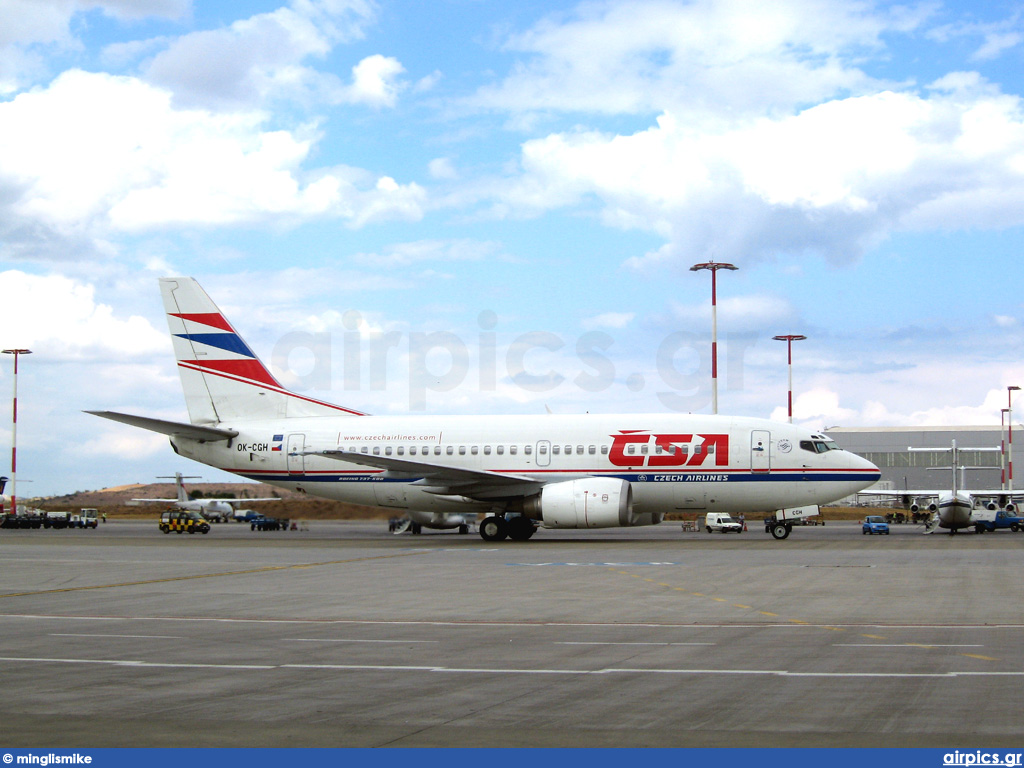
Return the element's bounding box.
[2,349,32,516]
[772,335,807,423]
[690,261,738,414]
[1001,408,1010,491]
[1009,386,1021,492]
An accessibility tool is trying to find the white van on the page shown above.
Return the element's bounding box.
[705,512,743,533]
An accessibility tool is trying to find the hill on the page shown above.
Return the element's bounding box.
[34,481,390,520]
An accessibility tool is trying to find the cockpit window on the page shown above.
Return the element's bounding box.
[800,439,840,454]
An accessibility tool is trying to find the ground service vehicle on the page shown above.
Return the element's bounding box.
[971,507,1024,533]
[763,505,821,540]
[249,515,287,531]
[159,509,211,534]
[862,515,890,535]
[705,512,742,533]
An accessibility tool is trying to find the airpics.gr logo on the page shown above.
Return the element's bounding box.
[608,431,729,468]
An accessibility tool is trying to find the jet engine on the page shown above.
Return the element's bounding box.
[522,478,655,528]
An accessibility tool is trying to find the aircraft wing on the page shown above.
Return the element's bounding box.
[858,490,943,498]
[307,449,543,499]
[131,497,281,504]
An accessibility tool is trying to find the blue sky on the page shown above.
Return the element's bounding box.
[1,0,1024,496]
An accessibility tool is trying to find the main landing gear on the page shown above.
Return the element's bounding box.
[479,515,536,542]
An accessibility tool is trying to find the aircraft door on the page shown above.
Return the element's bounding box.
[751,430,770,473]
[536,440,551,467]
[287,433,306,475]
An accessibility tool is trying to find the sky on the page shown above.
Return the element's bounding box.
[1,0,1024,497]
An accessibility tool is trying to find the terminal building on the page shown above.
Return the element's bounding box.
[827,425,1013,497]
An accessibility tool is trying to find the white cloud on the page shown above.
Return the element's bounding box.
[0,271,167,359]
[351,239,501,267]
[336,54,405,108]
[490,82,1024,268]
[471,0,927,120]
[0,69,426,244]
[142,0,376,109]
[0,0,190,93]
[582,312,635,330]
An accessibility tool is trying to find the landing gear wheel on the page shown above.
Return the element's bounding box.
[458,524,469,535]
[507,516,536,541]
[770,523,790,540]
[479,516,508,542]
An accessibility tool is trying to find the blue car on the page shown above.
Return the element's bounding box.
[862,515,890,535]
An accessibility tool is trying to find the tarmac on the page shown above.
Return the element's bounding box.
[1,519,1022,748]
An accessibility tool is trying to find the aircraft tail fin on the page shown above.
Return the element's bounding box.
[159,277,363,424]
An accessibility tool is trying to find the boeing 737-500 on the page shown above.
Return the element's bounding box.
[89,278,881,541]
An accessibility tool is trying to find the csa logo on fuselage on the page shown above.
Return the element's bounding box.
[609,431,729,468]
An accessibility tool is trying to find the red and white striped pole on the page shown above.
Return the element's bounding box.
[1009,386,1020,493]
[690,262,738,414]
[3,349,31,515]
[773,335,807,423]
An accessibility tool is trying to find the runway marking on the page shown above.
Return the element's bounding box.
[5,614,1024,630]
[556,641,715,646]
[0,656,273,669]
[49,633,183,639]
[835,643,985,648]
[5,655,1014,679]
[290,638,439,644]
[0,550,432,599]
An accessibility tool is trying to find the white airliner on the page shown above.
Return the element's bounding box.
[131,471,280,521]
[89,277,881,542]
[858,441,1023,534]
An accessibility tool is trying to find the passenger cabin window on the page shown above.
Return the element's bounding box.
[497,446,505,455]
[510,446,517,455]
[433,446,441,455]
[385,447,392,456]
[397,447,404,455]
[552,445,560,455]
[446,446,454,455]
[471,446,479,455]
[576,445,584,454]
[524,445,532,455]
[483,446,491,455]
[588,445,596,455]
[601,445,609,455]
[459,446,466,455]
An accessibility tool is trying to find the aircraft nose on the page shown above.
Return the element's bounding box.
[849,451,881,485]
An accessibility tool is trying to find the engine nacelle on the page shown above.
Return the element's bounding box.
[1007,503,1016,514]
[909,503,920,513]
[987,502,999,511]
[534,478,638,529]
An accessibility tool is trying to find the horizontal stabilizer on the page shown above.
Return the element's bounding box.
[86,411,238,442]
